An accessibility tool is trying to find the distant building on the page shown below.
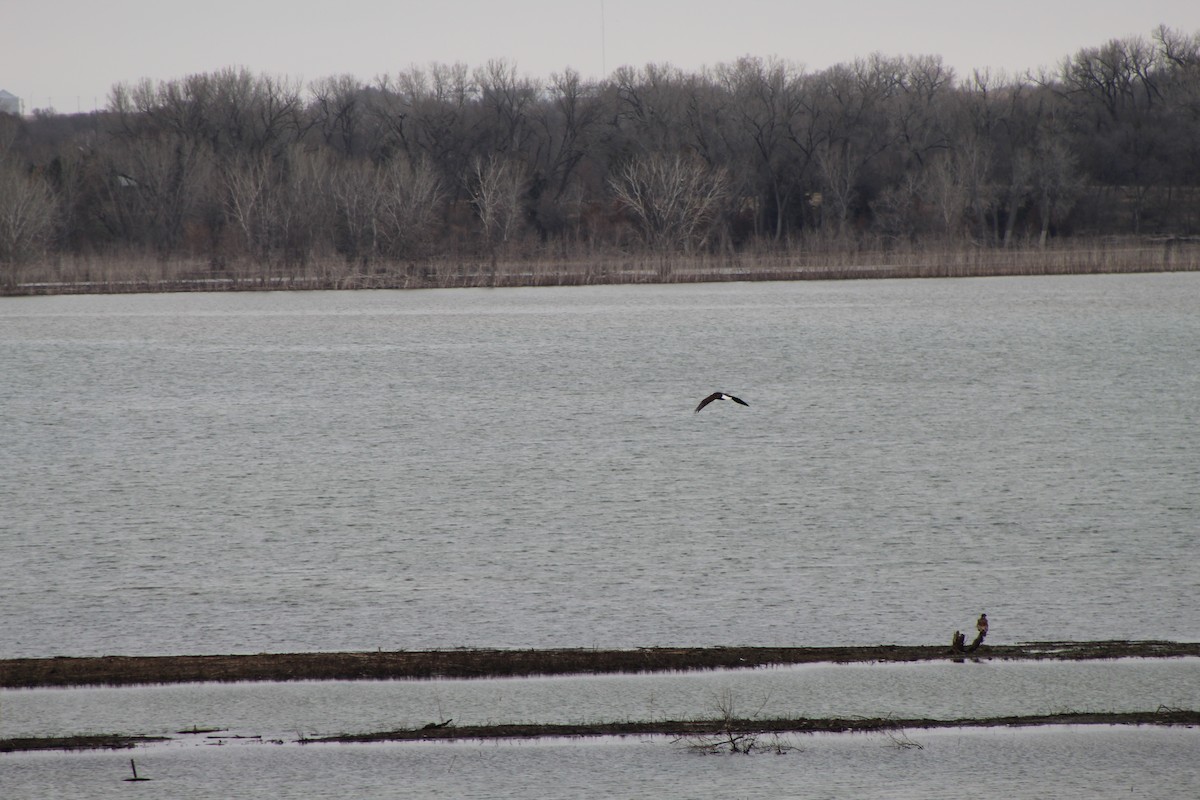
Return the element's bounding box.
[0,89,21,115]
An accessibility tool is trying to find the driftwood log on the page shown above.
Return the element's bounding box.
[950,629,986,654]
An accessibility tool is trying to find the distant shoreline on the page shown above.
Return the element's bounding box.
[4,240,1199,297]
[4,641,1197,689]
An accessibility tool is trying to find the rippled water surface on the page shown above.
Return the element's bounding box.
[5,728,1198,799]
[3,274,1199,656]
[4,658,1198,739]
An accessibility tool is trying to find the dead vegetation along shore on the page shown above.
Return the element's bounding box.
[3,710,1197,754]
[3,641,1197,689]
[4,239,1200,296]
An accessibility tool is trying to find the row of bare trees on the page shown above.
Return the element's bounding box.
[3,26,1200,280]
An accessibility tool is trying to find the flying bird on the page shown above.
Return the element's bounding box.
[694,392,749,413]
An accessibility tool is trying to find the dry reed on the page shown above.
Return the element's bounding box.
[5,238,1198,296]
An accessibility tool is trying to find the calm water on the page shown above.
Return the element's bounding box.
[3,274,1199,657]
[5,659,1199,739]
[4,728,1199,799]
[4,274,1199,796]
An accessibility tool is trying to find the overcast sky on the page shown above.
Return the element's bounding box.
[5,0,1199,113]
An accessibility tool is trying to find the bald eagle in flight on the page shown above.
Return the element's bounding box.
[694,392,749,413]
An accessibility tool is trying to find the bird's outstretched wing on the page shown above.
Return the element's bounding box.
[694,392,749,413]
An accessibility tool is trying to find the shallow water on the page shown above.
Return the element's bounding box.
[4,658,1198,740]
[4,727,1198,799]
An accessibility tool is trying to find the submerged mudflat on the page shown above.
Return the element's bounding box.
[5,710,1199,754]
[5,642,1198,754]
[4,640,1197,689]
[315,709,1200,745]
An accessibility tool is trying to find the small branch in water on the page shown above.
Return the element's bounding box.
[123,759,151,782]
[883,729,925,750]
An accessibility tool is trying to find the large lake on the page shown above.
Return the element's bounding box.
[3,274,1199,797]
[3,274,1198,657]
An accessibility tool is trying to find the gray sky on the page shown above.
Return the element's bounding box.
[5,0,1199,113]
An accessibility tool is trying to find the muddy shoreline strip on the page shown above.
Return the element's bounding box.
[0,735,171,754]
[3,641,1196,689]
[4,710,1197,753]
[317,709,1200,744]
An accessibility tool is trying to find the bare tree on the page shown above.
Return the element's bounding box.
[222,151,274,263]
[220,144,334,268]
[922,151,970,237]
[475,59,540,155]
[808,58,902,240]
[7,34,1200,286]
[1029,134,1083,246]
[309,75,365,157]
[611,63,696,154]
[870,169,924,242]
[713,56,811,242]
[527,68,604,239]
[815,139,858,239]
[207,68,305,156]
[0,163,57,276]
[329,158,384,265]
[99,130,214,257]
[376,157,445,261]
[276,145,333,265]
[945,70,1021,245]
[1057,36,1173,232]
[608,152,730,259]
[373,63,480,193]
[891,55,956,171]
[467,154,526,271]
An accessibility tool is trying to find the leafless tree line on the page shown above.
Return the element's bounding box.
[2,26,1199,282]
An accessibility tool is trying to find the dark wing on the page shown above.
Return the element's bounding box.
[728,394,749,407]
[694,392,722,413]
